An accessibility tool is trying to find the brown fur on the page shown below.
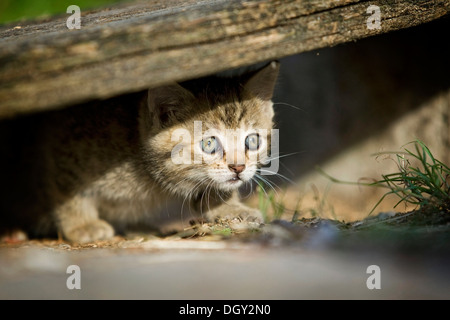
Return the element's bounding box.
[0,61,279,242]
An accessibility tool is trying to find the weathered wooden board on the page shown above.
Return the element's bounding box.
[0,0,449,118]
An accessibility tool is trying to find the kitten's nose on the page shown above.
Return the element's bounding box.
[228,164,245,174]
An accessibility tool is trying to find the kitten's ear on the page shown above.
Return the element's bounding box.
[147,83,195,127]
[243,61,280,101]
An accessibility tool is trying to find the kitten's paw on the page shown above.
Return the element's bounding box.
[64,220,114,243]
[233,207,265,224]
[208,205,265,225]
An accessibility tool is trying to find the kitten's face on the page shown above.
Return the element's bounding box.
[144,62,279,198]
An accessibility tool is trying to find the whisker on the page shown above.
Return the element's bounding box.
[257,169,298,186]
[252,175,271,199]
[196,178,213,217]
[200,179,215,216]
[273,102,306,113]
[255,173,280,197]
[263,151,302,162]
[252,174,301,215]
[280,161,295,177]
[180,177,209,224]
[215,188,234,207]
[239,180,254,200]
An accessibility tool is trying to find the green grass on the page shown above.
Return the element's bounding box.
[318,140,450,214]
[256,178,337,222]
[256,140,449,224]
[257,186,286,222]
[307,182,336,218]
[0,0,127,25]
[370,140,450,211]
[210,226,233,237]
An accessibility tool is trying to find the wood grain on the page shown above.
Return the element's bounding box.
[0,0,448,117]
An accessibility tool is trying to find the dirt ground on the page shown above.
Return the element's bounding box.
[1,207,449,300]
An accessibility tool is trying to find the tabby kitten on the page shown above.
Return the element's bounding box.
[0,61,279,243]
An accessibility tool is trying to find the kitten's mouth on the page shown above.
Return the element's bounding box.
[227,177,241,183]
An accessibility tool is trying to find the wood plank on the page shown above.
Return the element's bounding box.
[0,0,448,118]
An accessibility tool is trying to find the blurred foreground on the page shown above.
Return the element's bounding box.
[1,209,449,299]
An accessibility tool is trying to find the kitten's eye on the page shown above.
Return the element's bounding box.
[201,136,219,154]
[245,133,261,151]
